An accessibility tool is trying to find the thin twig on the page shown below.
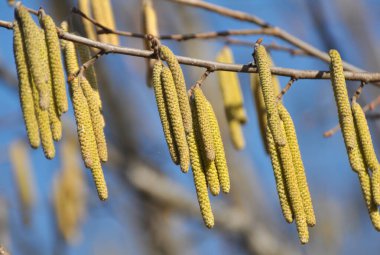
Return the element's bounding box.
[189,68,214,94]
[351,81,366,103]
[68,50,106,82]
[277,77,297,100]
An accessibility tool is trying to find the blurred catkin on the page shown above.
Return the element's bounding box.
[206,100,230,193]
[228,119,245,150]
[152,62,179,164]
[161,67,189,172]
[78,0,97,41]
[13,21,40,148]
[254,44,286,147]
[90,0,119,45]
[15,5,50,110]
[266,126,293,223]
[39,12,68,115]
[278,104,315,227]
[142,0,159,87]
[10,140,36,225]
[159,45,192,134]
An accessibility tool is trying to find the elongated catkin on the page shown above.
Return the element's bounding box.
[193,85,215,162]
[15,5,50,110]
[159,45,192,134]
[76,44,99,96]
[188,127,214,228]
[254,44,286,147]
[90,0,119,45]
[152,62,179,164]
[229,119,245,150]
[161,66,189,172]
[352,102,380,205]
[358,170,380,230]
[39,13,67,115]
[266,126,293,223]
[13,22,40,148]
[78,0,97,41]
[278,104,315,227]
[206,100,230,193]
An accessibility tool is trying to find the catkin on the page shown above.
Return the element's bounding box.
[254,44,286,147]
[352,102,380,205]
[278,104,315,227]
[152,62,179,164]
[161,67,190,172]
[159,45,192,134]
[10,140,36,225]
[39,13,68,115]
[142,0,159,87]
[90,0,119,45]
[188,128,214,228]
[15,5,50,110]
[206,100,230,193]
[193,85,215,162]
[76,44,100,96]
[78,0,97,41]
[228,119,245,150]
[13,22,40,148]
[266,126,293,223]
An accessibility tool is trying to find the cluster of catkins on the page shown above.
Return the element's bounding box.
[329,49,380,231]
[152,45,230,228]
[253,44,316,244]
[12,4,108,201]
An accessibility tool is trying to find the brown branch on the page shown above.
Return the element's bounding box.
[277,77,297,100]
[1,19,380,82]
[68,50,106,82]
[351,81,366,103]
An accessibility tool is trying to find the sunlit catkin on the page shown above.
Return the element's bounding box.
[39,12,68,115]
[206,101,230,193]
[266,126,293,223]
[152,62,179,164]
[229,119,245,150]
[15,4,50,110]
[142,0,159,87]
[10,140,36,225]
[78,0,97,41]
[278,104,315,227]
[188,128,214,228]
[159,45,192,134]
[193,85,215,162]
[13,22,40,148]
[161,66,189,172]
[254,44,286,147]
[352,102,380,205]
[90,0,119,45]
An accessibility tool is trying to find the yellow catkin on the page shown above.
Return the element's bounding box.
[277,121,308,244]
[78,0,97,41]
[15,5,50,110]
[161,67,190,172]
[90,0,119,45]
[228,119,245,150]
[266,126,293,223]
[193,86,215,162]
[254,44,286,147]
[278,104,316,227]
[152,62,179,164]
[39,13,68,115]
[10,140,36,225]
[206,101,230,193]
[188,128,214,228]
[76,44,100,97]
[191,99,220,196]
[80,76,108,162]
[159,45,192,134]
[13,22,40,148]
[142,0,159,87]
[352,102,380,205]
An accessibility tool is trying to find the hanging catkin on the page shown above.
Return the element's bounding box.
[266,126,293,223]
[15,4,50,110]
[358,170,380,230]
[10,140,36,225]
[254,44,286,147]
[205,100,230,193]
[278,103,315,227]
[142,0,159,87]
[90,0,119,45]
[161,66,190,172]
[152,61,179,164]
[78,0,97,41]
[159,45,192,134]
[352,102,380,205]
[39,12,68,115]
[193,85,215,162]
[13,21,40,148]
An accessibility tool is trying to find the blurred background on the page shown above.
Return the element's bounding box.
[1,0,380,254]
